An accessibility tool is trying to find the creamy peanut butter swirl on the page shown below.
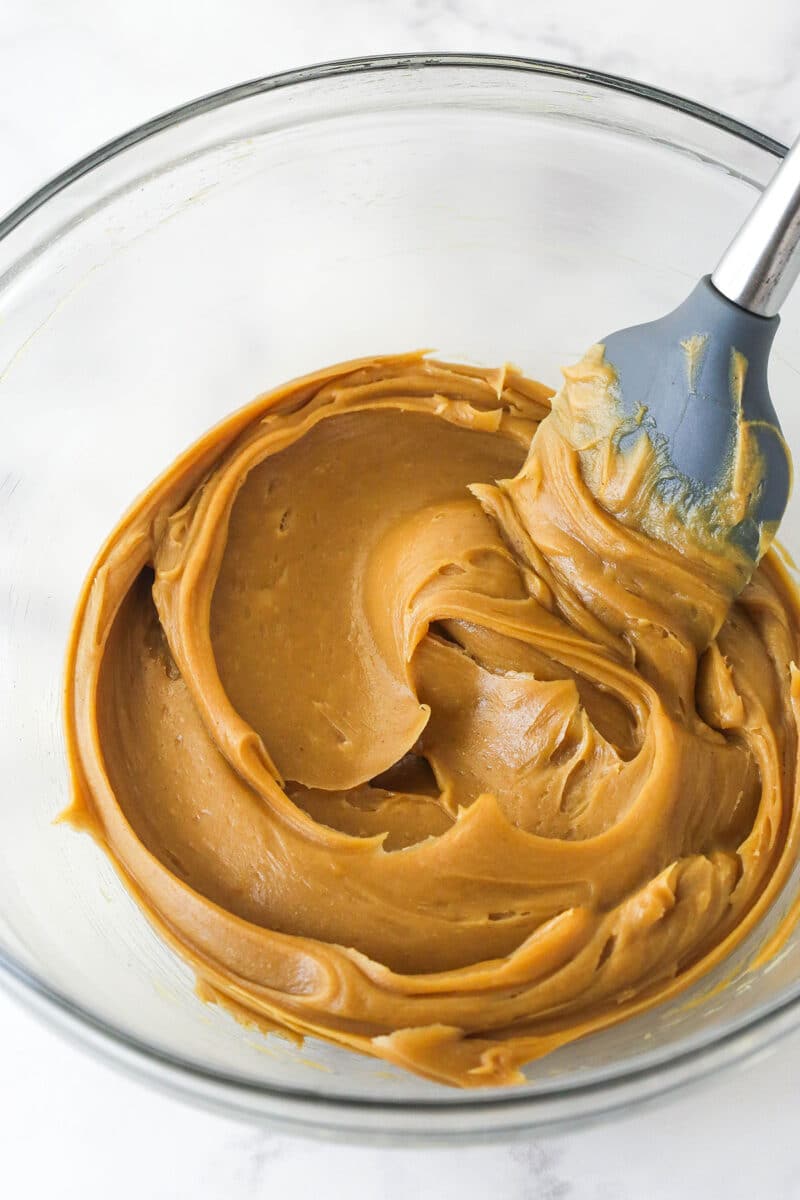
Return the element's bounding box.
[65,350,800,1088]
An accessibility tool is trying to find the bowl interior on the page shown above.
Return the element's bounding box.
[2,59,800,1129]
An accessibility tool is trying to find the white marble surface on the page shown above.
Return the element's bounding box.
[3,1,800,1196]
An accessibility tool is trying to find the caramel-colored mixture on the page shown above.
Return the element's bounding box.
[64,350,800,1088]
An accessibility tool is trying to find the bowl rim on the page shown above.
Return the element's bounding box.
[1,51,797,1138]
[0,50,788,237]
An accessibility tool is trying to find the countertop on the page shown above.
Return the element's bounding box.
[3,2,800,1196]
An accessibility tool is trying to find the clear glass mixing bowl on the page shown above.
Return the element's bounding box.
[2,54,800,1143]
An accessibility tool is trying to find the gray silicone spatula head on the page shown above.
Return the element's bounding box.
[600,131,800,564]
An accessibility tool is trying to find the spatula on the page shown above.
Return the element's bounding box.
[600,132,800,561]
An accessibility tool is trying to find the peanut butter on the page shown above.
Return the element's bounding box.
[64,350,800,1088]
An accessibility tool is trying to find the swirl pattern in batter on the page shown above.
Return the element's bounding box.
[65,350,800,1087]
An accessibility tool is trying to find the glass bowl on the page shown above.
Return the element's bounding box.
[2,53,800,1144]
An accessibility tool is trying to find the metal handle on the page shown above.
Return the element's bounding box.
[712,133,800,318]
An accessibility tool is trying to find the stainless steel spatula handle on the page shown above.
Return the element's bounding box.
[712,133,800,318]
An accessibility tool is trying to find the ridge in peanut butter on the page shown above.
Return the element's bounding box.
[64,350,800,1088]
